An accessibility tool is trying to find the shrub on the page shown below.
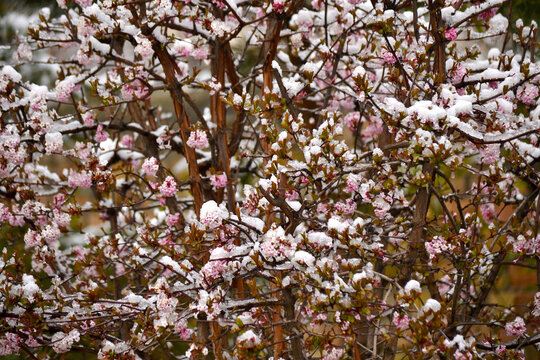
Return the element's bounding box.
[0,0,539,359]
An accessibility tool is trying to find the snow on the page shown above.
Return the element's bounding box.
[22,274,40,302]
[209,247,229,260]
[237,330,261,348]
[160,256,182,273]
[423,298,441,312]
[293,250,315,268]
[200,200,228,229]
[444,334,471,351]
[404,279,421,294]
[241,216,264,232]
[89,36,111,54]
[307,232,332,248]
[84,4,114,28]
[352,65,366,78]
[97,138,117,165]
[446,100,473,117]
[302,61,320,73]
[408,101,446,124]
[2,65,22,82]
[286,200,301,211]
[124,293,151,309]
[258,175,278,192]
[281,77,303,97]
[328,217,349,233]
[271,60,282,76]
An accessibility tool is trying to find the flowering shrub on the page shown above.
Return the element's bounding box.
[0,0,539,359]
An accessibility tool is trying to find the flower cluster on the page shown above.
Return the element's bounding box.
[159,176,177,197]
[186,129,209,149]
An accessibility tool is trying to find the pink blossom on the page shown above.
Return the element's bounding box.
[295,90,307,100]
[186,129,209,149]
[142,157,159,177]
[200,200,227,229]
[116,263,126,275]
[334,198,356,216]
[210,174,227,188]
[480,203,497,223]
[343,112,361,131]
[438,274,452,296]
[156,293,178,313]
[174,319,192,340]
[75,142,91,161]
[95,125,109,142]
[479,143,500,165]
[322,346,346,360]
[425,236,453,262]
[381,49,399,64]
[74,0,93,7]
[345,174,360,193]
[201,259,228,282]
[444,28,457,41]
[505,317,526,337]
[52,330,80,353]
[478,7,497,21]
[0,333,21,356]
[14,43,32,62]
[45,132,63,154]
[134,80,149,99]
[82,112,95,127]
[134,35,154,58]
[511,235,528,254]
[273,0,285,13]
[373,193,392,217]
[166,213,180,227]
[212,0,226,9]
[285,190,299,201]
[120,135,134,148]
[173,41,193,57]
[0,204,11,222]
[533,292,540,316]
[24,229,42,248]
[317,203,329,214]
[191,47,209,60]
[68,170,92,188]
[41,224,61,245]
[454,351,473,360]
[208,77,222,95]
[260,226,296,260]
[451,63,466,85]
[516,84,538,105]
[54,208,71,228]
[77,17,95,38]
[121,83,135,100]
[56,77,78,102]
[311,0,323,10]
[121,79,148,101]
[159,176,177,197]
[392,313,409,330]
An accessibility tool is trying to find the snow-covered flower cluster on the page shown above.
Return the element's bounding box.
[142,157,159,177]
